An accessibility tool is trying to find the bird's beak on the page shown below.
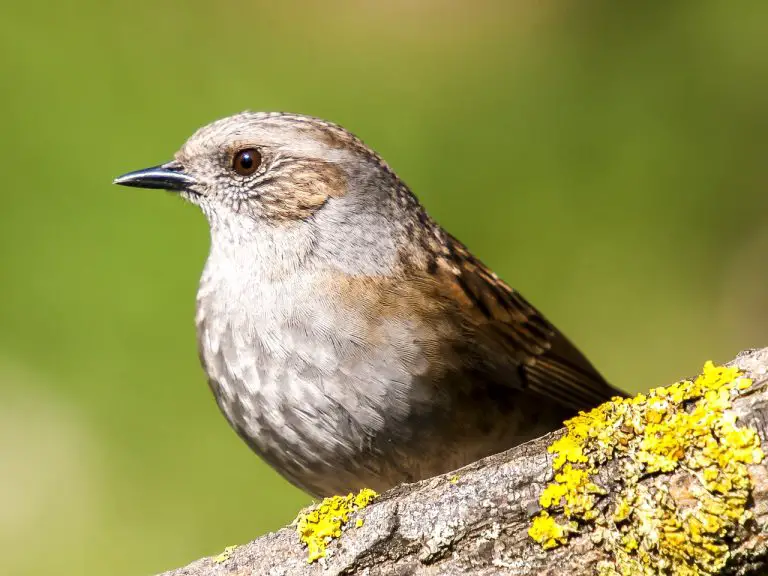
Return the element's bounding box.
[113,161,197,191]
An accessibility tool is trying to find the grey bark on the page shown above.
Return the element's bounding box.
[158,348,768,576]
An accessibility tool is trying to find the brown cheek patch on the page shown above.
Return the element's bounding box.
[259,161,347,221]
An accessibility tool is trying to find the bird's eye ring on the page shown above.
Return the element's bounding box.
[232,148,262,176]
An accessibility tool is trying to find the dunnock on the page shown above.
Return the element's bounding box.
[115,112,624,497]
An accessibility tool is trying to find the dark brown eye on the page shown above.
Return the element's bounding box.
[232,148,262,176]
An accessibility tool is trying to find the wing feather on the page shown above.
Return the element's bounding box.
[437,234,626,412]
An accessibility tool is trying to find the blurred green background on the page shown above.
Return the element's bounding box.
[2,1,768,574]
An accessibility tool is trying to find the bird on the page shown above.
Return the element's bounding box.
[114,112,625,497]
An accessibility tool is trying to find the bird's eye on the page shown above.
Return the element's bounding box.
[232,148,262,176]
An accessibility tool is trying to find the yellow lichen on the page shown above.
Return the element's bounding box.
[528,361,765,575]
[212,545,237,564]
[527,510,576,549]
[296,488,377,563]
[548,434,588,469]
[612,494,633,523]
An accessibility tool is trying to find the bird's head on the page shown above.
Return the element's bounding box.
[114,112,400,227]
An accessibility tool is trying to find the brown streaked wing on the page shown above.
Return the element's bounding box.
[438,235,626,412]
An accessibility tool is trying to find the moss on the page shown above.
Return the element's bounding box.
[528,361,765,575]
[296,488,377,563]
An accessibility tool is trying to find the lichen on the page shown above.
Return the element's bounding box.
[528,510,577,549]
[296,488,377,563]
[528,361,765,575]
[212,545,237,564]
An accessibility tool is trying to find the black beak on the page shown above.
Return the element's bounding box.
[113,161,197,191]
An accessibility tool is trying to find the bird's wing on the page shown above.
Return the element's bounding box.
[434,235,626,413]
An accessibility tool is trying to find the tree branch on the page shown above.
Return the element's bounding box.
[158,348,768,576]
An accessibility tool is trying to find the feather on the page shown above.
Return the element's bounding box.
[436,233,626,413]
